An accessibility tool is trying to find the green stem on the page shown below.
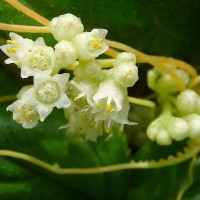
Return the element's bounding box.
[128,96,156,119]
[0,142,198,174]
[176,155,196,200]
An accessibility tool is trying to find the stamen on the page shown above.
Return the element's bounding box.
[7,40,16,44]
[105,103,112,111]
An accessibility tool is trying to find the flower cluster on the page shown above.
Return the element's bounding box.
[147,65,200,145]
[1,13,139,141]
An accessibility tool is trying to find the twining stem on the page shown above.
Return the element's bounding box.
[98,58,114,68]
[104,48,119,58]
[150,55,197,79]
[176,155,196,200]
[0,144,199,174]
[0,23,50,33]
[5,0,50,26]
[106,40,187,91]
[188,75,200,89]
[128,96,156,119]
[0,95,16,103]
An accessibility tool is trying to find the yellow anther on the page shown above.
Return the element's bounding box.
[124,69,132,77]
[105,103,112,111]
[17,61,23,65]
[92,38,103,49]
[40,51,45,56]
[6,47,11,53]
[96,103,101,109]
[11,47,17,53]
[15,45,21,48]
[95,124,99,130]
[33,56,38,61]
[103,111,108,116]
[74,97,78,101]
[17,106,22,111]
[110,108,115,113]
[7,40,16,44]
[104,127,110,133]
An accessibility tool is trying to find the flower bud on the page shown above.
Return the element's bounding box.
[55,40,77,68]
[73,60,102,79]
[176,89,200,115]
[49,13,84,41]
[184,114,200,138]
[113,53,138,88]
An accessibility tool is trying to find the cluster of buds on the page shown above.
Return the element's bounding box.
[147,65,200,145]
[1,13,139,141]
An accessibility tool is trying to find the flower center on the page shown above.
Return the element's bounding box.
[21,104,39,122]
[36,81,60,104]
[30,49,51,70]
[91,38,104,49]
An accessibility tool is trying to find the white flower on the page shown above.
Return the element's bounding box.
[113,52,138,88]
[72,29,108,60]
[54,40,77,68]
[49,13,84,41]
[176,89,200,115]
[73,60,102,79]
[70,78,99,106]
[147,116,189,145]
[7,89,40,129]
[92,79,135,131]
[184,114,200,138]
[21,37,56,78]
[0,32,33,67]
[65,107,103,142]
[33,72,71,121]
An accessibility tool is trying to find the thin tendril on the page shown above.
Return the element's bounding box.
[0,23,50,33]
[176,155,196,200]
[106,39,186,91]
[0,145,199,174]
[5,0,50,26]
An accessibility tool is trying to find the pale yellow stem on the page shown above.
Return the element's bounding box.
[188,75,200,89]
[98,59,114,68]
[106,39,186,91]
[176,155,196,200]
[0,144,198,174]
[150,55,197,79]
[128,96,156,119]
[5,0,50,26]
[128,96,155,109]
[0,23,50,33]
[0,95,16,103]
[104,48,119,58]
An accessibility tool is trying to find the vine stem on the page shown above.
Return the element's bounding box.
[176,155,197,200]
[0,23,49,33]
[5,0,50,26]
[188,75,200,89]
[105,39,192,91]
[0,144,199,174]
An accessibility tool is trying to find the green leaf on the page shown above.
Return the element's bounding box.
[0,100,131,199]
